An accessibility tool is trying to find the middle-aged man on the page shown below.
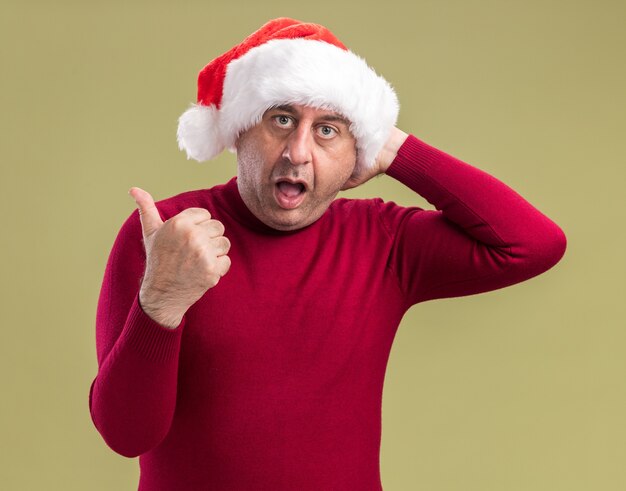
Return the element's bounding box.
[89,17,567,490]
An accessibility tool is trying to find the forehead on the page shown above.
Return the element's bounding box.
[265,103,352,127]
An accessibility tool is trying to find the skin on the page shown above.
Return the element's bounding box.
[234,103,409,231]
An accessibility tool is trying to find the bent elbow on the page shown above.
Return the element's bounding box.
[518,222,568,278]
[90,407,170,458]
[102,435,153,459]
[88,379,172,458]
[538,223,567,270]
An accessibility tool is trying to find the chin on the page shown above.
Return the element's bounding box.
[268,217,309,231]
[266,210,317,231]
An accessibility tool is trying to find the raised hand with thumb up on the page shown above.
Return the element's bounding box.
[129,187,231,329]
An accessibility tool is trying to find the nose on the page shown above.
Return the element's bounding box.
[282,123,313,166]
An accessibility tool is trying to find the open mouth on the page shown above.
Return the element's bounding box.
[274,180,307,209]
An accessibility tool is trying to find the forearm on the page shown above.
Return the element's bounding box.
[90,292,185,457]
[89,210,186,457]
[386,134,567,258]
[380,133,567,304]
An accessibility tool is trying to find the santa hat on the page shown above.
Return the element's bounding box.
[176,17,399,174]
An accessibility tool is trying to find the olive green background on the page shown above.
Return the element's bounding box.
[1,0,624,489]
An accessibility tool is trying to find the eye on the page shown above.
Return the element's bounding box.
[317,125,337,138]
[272,115,293,128]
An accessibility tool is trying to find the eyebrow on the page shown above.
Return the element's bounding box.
[269,104,352,127]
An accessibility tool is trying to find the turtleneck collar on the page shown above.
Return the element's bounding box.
[219,176,323,236]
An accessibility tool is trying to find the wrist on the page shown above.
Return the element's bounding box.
[139,288,185,330]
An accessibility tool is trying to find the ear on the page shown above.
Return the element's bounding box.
[233,131,243,151]
[350,147,360,176]
[339,161,361,191]
[348,164,359,180]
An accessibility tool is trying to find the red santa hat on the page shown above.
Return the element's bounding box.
[176,17,399,174]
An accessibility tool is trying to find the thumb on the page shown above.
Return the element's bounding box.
[128,187,164,237]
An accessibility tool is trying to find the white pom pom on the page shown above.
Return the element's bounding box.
[176,103,224,162]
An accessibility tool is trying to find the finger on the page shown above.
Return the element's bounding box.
[209,236,231,256]
[201,219,226,238]
[129,187,164,237]
[180,207,212,224]
[214,255,231,277]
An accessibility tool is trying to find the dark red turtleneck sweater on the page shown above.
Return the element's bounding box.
[89,134,566,490]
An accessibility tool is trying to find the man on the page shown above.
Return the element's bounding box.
[89,18,567,490]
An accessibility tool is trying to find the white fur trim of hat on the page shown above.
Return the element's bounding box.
[176,17,399,174]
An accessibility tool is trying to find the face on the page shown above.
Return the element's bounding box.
[234,103,357,231]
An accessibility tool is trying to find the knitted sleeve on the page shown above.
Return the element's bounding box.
[379,134,567,307]
[88,209,186,458]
